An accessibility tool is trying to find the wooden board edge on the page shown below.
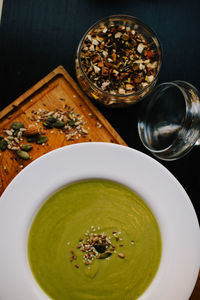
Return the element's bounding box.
[0,65,127,146]
[57,66,127,146]
[0,67,61,120]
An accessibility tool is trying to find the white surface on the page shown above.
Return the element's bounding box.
[0,143,200,300]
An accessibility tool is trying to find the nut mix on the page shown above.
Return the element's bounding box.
[80,20,159,95]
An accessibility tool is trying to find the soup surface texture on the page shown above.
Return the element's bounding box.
[28,179,162,300]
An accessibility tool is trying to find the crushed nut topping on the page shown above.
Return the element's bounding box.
[67,226,135,269]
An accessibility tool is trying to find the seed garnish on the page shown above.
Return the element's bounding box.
[68,227,135,269]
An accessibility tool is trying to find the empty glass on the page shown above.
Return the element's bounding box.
[138,81,200,160]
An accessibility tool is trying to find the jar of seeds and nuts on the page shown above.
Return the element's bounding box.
[75,15,162,107]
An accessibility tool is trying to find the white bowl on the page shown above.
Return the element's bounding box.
[0,142,199,300]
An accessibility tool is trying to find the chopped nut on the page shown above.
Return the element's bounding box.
[118,253,125,259]
[101,80,110,90]
[118,88,125,94]
[114,32,122,39]
[89,44,95,51]
[92,39,99,46]
[102,50,108,57]
[93,66,101,74]
[137,43,145,53]
[24,125,39,136]
[75,264,79,268]
[5,130,13,136]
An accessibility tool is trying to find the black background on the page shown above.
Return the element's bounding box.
[1,0,200,221]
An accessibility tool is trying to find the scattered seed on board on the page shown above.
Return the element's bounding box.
[16,150,30,160]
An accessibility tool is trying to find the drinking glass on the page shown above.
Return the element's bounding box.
[138,81,200,160]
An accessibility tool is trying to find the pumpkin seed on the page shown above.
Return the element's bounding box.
[13,129,20,137]
[0,139,8,151]
[16,150,30,160]
[10,122,24,130]
[69,119,76,127]
[46,116,57,123]
[43,121,54,129]
[53,120,65,128]
[36,135,48,144]
[27,135,38,142]
[98,251,112,259]
[20,144,33,151]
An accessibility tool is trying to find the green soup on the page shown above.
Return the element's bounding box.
[28,179,162,300]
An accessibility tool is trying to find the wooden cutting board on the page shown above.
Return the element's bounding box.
[0,66,199,299]
[0,65,126,195]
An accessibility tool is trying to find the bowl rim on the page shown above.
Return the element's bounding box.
[76,14,162,99]
[0,142,200,300]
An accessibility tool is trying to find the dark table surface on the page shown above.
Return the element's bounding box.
[0,0,200,222]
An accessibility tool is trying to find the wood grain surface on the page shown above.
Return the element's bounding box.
[0,66,126,195]
[0,65,199,299]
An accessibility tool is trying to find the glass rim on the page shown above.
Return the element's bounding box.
[76,14,162,99]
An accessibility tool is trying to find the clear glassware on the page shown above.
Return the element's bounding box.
[138,81,200,160]
[75,15,162,107]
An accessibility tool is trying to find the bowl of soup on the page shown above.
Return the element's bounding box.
[0,142,199,300]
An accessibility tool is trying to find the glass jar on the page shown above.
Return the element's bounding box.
[138,81,200,160]
[75,16,200,161]
[75,15,162,107]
